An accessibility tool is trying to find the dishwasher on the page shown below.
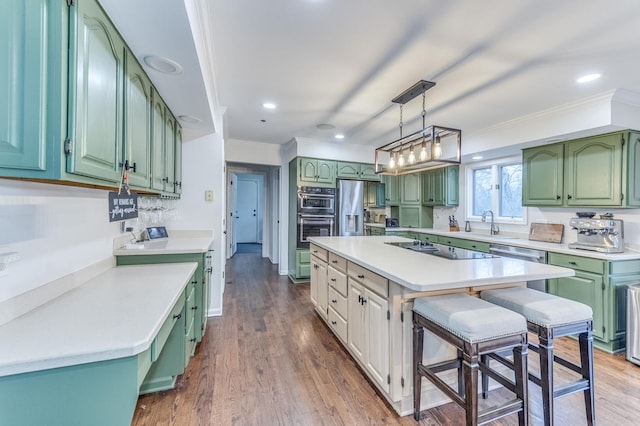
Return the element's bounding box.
[488,243,547,291]
[628,284,640,366]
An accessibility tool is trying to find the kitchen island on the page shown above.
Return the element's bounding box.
[308,235,575,416]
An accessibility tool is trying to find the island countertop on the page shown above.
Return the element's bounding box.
[308,236,575,292]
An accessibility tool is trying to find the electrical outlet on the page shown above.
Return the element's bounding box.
[205,190,214,202]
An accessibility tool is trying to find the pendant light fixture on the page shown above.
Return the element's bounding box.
[374,80,461,175]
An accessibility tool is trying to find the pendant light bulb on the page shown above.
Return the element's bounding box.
[397,151,405,167]
[388,154,396,169]
[432,136,442,159]
[408,148,416,164]
[419,144,428,161]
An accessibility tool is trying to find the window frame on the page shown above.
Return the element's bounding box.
[465,155,527,225]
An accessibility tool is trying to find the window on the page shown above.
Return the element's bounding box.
[466,157,525,224]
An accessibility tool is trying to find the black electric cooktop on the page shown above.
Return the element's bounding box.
[385,241,497,260]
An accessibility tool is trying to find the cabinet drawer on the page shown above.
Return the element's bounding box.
[151,291,185,361]
[328,306,348,343]
[328,286,348,319]
[548,252,605,274]
[310,244,328,262]
[347,262,388,297]
[328,267,347,296]
[328,252,347,272]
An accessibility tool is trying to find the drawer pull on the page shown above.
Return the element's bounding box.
[192,306,198,311]
[332,260,338,263]
[357,274,365,279]
[173,313,182,320]
[568,261,578,266]
[331,299,337,303]
[190,338,197,342]
[330,278,336,282]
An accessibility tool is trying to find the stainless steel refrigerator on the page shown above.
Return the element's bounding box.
[337,180,364,236]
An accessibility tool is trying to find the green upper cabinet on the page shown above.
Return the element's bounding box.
[150,88,166,192]
[628,132,640,207]
[68,0,125,184]
[422,166,459,206]
[298,157,335,187]
[123,50,151,188]
[400,173,421,204]
[565,133,622,206]
[383,175,400,205]
[0,1,67,178]
[522,131,635,207]
[174,126,183,195]
[522,143,564,206]
[336,162,380,181]
[164,113,176,193]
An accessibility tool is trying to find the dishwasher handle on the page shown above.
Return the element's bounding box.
[489,247,544,262]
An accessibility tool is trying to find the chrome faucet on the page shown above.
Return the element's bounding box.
[481,210,500,235]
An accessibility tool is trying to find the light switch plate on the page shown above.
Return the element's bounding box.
[205,190,214,201]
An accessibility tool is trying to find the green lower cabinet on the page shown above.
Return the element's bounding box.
[116,252,210,344]
[547,253,640,353]
[417,233,439,244]
[437,236,490,253]
[367,226,385,236]
[0,356,139,426]
[295,249,311,280]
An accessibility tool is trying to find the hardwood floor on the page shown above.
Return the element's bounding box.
[132,253,640,425]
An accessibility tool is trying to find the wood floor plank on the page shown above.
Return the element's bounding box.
[132,253,640,426]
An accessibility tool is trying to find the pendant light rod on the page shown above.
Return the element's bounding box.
[391,80,436,104]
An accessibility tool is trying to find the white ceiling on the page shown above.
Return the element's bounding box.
[101,0,640,155]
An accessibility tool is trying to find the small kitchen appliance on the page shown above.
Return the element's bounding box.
[568,217,624,253]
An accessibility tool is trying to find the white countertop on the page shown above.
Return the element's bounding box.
[113,236,213,255]
[364,225,640,261]
[309,236,575,292]
[0,262,197,377]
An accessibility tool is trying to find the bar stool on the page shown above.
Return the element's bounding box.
[481,287,595,426]
[413,293,529,425]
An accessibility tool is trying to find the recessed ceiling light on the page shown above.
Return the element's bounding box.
[143,55,183,75]
[178,115,201,124]
[263,102,277,109]
[335,134,345,140]
[471,155,483,160]
[316,123,335,130]
[576,73,601,84]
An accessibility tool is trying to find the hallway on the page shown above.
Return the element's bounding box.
[132,253,640,425]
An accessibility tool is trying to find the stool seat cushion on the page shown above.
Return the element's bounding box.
[481,287,593,327]
[413,293,527,343]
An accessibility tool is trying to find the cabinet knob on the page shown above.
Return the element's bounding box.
[332,260,338,264]
[173,313,182,320]
[331,320,337,325]
[330,278,336,282]
[357,274,365,279]
[556,195,561,200]
[192,306,198,310]
[362,298,367,305]
[190,338,197,343]
[331,299,337,303]
[162,177,170,183]
[567,195,573,199]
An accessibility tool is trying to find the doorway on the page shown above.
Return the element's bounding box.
[226,164,280,265]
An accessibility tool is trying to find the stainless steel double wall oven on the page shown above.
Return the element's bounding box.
[297,186,335,248]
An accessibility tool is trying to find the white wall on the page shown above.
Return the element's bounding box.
[0,180,122,303]
[172,113,226,316]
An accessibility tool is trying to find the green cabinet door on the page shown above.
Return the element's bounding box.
[174,125,183,194]
[0,0,66,177]
[548,271,605,340]
[150,88,166,191]
[522,143,564,206]
[422,167,458,206]
[400,173,421,204]
[164,111,176,193]
[445,166,460,206]
[68,0,125,183]
[336,162,360,179]
[627,132,640,207]
[316,159,335,185]
[384,175,400,205]
[298,158,335,187]
[564,133,623,206]
[123,50,151,188]
[360,163,380,181]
